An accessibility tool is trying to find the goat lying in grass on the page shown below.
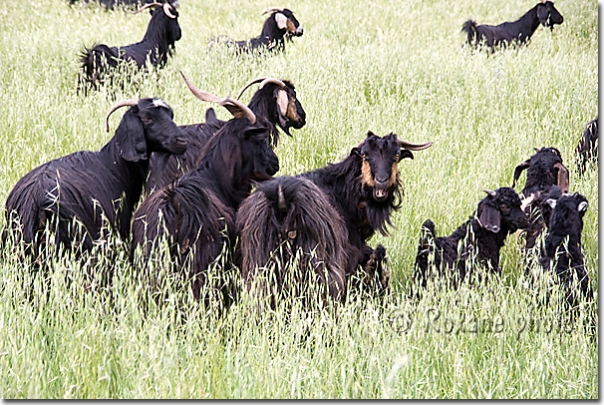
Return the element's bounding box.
[462,0,563,50]
[414,187,529,289]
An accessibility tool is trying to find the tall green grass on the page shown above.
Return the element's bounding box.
[0,0,598,398]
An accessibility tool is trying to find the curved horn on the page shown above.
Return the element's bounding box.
[554,162,570,194]
[105,99,139,132]
[181,71,256,123]
[236,77,286,100]
[130,2,162,14]
[262,7,284,15]
[163,3,176,19]
[397,139,434,151]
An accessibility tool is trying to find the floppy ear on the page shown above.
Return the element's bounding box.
[512,160,530,188]
[546,198,557,209]
[536,4,549,24]
[275,13,288,29]
[578,201,588,213]
[478,202,501,233]
[399,149,414,160]
[114,108,148,162]
[274,87,289,128]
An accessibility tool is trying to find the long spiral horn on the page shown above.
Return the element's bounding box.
[397,139,434,151]
[105,99,139,132]
[236,77,286,100]
[262,7,285,15]
[163,3,176,19]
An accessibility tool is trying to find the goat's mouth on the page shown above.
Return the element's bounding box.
[169,137,187,155]
[373,186,389,202]
[252,171,275,182]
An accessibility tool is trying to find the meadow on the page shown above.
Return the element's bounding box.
[0,0,598,398]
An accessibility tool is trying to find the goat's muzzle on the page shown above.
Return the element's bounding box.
[293,26,304,36]
[373,180,390,202]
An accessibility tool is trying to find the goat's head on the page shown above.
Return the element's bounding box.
[263,7,304,37]
[354,132,432,203]
[181,72,279,181]
[106,98,187,162]
[545,191,588,234]
[237,77,306,138]
[133,1,182,43]
[536,0,564,30]
[513,147,569,196]
[477,188,529,234]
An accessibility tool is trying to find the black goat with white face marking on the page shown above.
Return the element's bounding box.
[212,8,303,54]
[3,98,186,259]
[414,187,529,289]
[78,1,181,92]
[462,0,563,51]
[576,117,598,176]
[131,77,278,302]
[145,76,306,195]
[538,192,592,306]
[236,132,432,304]
[512,147,570,254]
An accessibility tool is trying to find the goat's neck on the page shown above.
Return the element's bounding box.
[502,6,541,41]
[247,93,281,140]
[260,18,286,43]
[140,17,171,65]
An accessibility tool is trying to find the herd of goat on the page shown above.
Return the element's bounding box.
[1,0,598,313]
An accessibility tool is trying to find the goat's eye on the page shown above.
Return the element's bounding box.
[500,203,509,211]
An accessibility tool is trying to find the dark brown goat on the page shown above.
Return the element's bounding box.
[462,0,564,50]
[130,77,279,301]
[144,75,306,195]
[211,8,303,54]
[3,98,186,259]
[414,188,529,289]
[236,132,433,304]
[576,117,598,176]
[511,147,569,254]
[79,2,181,91]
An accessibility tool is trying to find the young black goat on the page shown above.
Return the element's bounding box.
[79,2,181,91]
[576,117,598,176]
[212,8,303,54]
[511,147,569,253]
[414,188,528,289]
[462,0,564,50]
[236,132,433,304]
[538,191,592,306]
[130,77,279,301]
[144,75,306,195]
[3,98,186,258]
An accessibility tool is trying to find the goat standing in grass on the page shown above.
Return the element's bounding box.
[236,132,432,305]
[130,75,279,302]
[3,98,186,259]
[576,117,598,176]
[414,188,529,289]
[211,8,303,54]
[145,75,306,195]
[79,1,181,91]
[462,0,563,50]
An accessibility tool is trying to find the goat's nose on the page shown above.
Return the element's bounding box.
[296,26,304,36]
[375,175,389,184]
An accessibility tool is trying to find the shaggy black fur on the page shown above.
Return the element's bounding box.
[3,98,186,258]
[144,79,306,195]
[576,117,598,176]
[236,132,432,303]
[130,115,278,300]
[414,187,529,288]
[78,2,181,91]
[462,1,563,50]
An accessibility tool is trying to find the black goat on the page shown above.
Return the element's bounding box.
[212,8,303,54]
[3,98,186,258]
[79,1,181,91]
[144,75,306,195]
[130,77,279,301]
[414,188,529,289]
[236,132,433,304]
[462,0,564,50]
[511,147,569,253]
[576,117,598,176]
[538,191,592,307]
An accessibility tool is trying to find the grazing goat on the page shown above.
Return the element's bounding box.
[511,147,569,253]
[576,117,598,176]
[130,75,279,301]
[3,98,186,258]
[236,132,433,304]
[145,75,306,195]
[79,1,181,91]
[462,0,564,50]
[212,8,303,54]
[538,191,592,307]
[414,188,529,289]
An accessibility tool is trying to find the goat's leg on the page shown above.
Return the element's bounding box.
[362,244,390,293]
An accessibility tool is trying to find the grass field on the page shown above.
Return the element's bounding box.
[0,0,599,398]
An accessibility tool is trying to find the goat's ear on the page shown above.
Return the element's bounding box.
[351,147,362,157]
[274,88,289,127]
[536,4,549,24]
[546,198,557,209]
[115,108,148,162]
[399,149,414,160]
[578,201,588,213]
[478,203,501,233]
[275,13,288,29]
[512,160,530,188]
